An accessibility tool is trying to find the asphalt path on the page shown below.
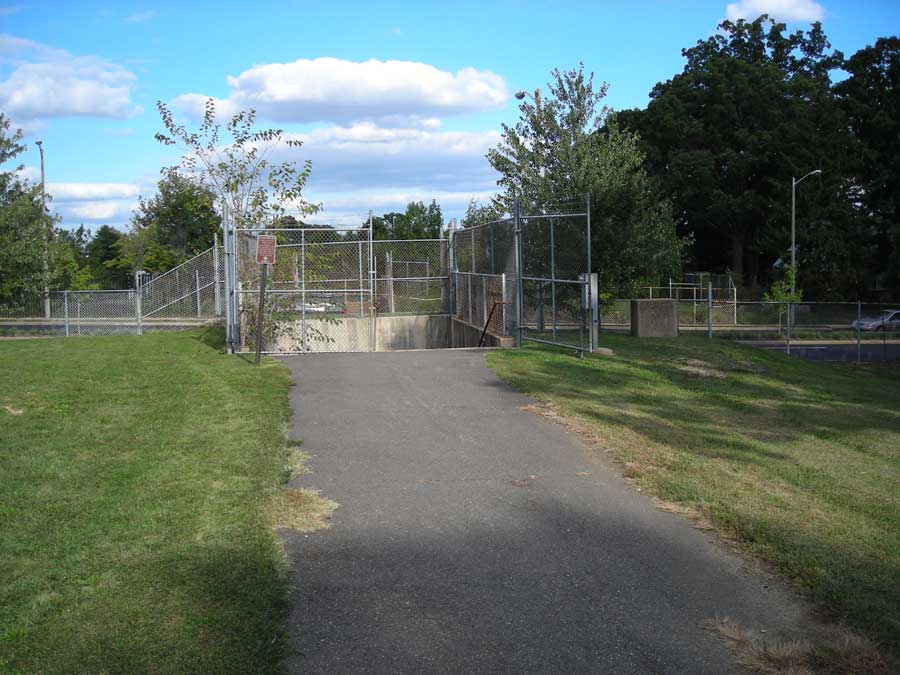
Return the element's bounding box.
[278,349,807,674]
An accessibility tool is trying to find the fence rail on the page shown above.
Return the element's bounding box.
[600,299,900,362]
[0,246,224,337]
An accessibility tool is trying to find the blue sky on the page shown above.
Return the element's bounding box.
[2,0,898,229]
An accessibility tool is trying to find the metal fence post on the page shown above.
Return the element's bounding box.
[64,291,69,337]
[586,193,592,352]
[707,282,713,339]
[733,285,737,325]
[213,232,222,317]
[482,274,488,328]
[358,238,364,318]
[301,229,307,352]
[501,272,508,336]
[857,300,861,364]
[514,198,524,347]
[195,269,201,318]
[135,287,142,336]
[468,272,473,325]
[786,301,792,355]
[549,216,557,343]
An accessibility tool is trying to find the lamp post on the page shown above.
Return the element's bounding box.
[514,88,543,179]
[36,140,50,319]
[790,169,822,296]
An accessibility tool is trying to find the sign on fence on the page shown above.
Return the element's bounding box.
[256,235,277,265]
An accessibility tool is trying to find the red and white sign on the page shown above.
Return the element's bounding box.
[256,235,277,265]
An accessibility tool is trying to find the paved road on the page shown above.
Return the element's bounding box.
[752,341,900,362]
[279,350,806,674]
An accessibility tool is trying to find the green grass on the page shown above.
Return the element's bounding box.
[0,328,297,673]
[486,336,900,655]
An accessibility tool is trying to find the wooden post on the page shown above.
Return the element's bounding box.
[255,264,268,366]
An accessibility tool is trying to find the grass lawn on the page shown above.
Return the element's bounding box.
[486,336,900,656]
[0,328,308,673]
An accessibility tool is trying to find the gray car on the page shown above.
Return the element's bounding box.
[852,309,900,331]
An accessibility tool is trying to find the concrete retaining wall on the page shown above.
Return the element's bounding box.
[375,315,449,351]
[630,299,678,338]
[265,313,514,352]
[450,317,516,348]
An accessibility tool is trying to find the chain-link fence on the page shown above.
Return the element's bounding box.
[0,246,224,337]
[140,246,223,321]
[599,299,900,362]
[448,200,595,353]
[518,200,593,352]
[373,239,448,315]
[230,227,374,354]
[449,218,516,338]
[0,290,141,336]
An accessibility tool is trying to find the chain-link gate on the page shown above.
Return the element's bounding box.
[450,197,596,354]
[449,217,517,339]
[517,198,595,353]
[225,224,375,354]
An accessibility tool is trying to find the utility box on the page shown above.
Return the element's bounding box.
[630,299,678,338]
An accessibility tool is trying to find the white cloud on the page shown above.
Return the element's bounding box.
[47,182,141,201]
[124,10,158,22]
[725,0,824,22]
[67,200,135,222]
[290,122,501,194]
[16,165,40,182]
[35,181,145,226]
[171,57,508,126]
[313,189,496,227]
[0,33,139,122]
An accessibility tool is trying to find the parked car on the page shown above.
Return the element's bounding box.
[295,299,343,315]
[852,309,900,331]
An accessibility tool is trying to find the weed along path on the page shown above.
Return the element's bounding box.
[278,349,806,673]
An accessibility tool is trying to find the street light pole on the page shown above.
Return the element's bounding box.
[790,168,822,296]
[514,88,544,182]
[36,140,50,319]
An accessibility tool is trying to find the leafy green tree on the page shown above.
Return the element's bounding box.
[763,266,803,335]
[371,201,443,240]
[131,170,221,259]
[836,37,900,297]
[0,114,46,308]
[85,225,130,287]
[487,64,684,296]
[155,99,318,227]
[461,199,502,228]
[618,17,860,296]
[112,222,181,275]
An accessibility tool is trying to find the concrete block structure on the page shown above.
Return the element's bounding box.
[630,299,678,338]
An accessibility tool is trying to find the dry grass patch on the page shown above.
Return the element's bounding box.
[270,488,338,532]
[677,358,727,379]
[706,619,893,675]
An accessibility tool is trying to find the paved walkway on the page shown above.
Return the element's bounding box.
[279,349,805,674]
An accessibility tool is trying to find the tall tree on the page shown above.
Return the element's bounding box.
[85,225,130,288]
[836,37,900,297]
[488,65,684,296]
[0,114,46,307]
[131,169,221,260]
[371,201,444,240]
[618,17,858,295]
[155,100,318,227]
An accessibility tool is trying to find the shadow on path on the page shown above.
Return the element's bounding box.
[278,350,808,674]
